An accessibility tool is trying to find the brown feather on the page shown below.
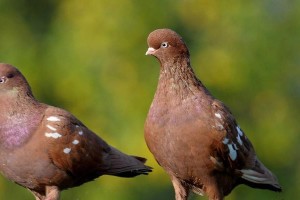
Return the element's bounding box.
[0,63,152,200]
[145,29,281,200]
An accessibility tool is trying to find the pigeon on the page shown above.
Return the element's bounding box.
[144,29,281,200]
[0,63,152,200]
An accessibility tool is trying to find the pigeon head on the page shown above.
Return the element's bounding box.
[145,29,189,64]
[0,63,32,95]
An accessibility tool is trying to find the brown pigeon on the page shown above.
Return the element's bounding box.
[144,29,281,200]
[0,63,152,200]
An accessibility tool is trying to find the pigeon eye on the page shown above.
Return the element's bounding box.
[0,74,13,83]
[161,42,169,48]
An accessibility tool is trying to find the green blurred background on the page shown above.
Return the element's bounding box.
[0,0,299,199]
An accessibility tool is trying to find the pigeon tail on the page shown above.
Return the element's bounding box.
[239,158,282,192]
[105,146,152,178]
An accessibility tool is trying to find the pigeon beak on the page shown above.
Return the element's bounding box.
[145,47,156,55]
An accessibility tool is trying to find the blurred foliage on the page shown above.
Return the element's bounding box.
[0,0,299,199]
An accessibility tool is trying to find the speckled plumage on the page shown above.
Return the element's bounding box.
[144,29,281,200]
[0,63,152,200]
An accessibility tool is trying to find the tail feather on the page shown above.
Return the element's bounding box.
[239,158,282,192]
[105,146,152,178]
[131,156,147,163]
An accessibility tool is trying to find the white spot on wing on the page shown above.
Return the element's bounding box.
[233,143,238,150]
[46,125,57,131]
[78,130,83,135]
[63,148,71,154]
[215,113,222,119]
[47,116,60,122]
[215,123,224,131]
[237,134,243,145]
[222,137,229,144]
[72,139,79,145]
[236,126,243,136]
[228,144,237,160]
[45,132,62,139]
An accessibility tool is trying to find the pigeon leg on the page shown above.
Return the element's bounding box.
[45,186,60,200]
[170,175,189,200]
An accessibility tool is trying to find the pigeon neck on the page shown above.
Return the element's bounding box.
[157,56,211,102]
[0,89,43,149]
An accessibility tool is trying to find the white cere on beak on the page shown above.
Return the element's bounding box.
[145,47,156,55]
